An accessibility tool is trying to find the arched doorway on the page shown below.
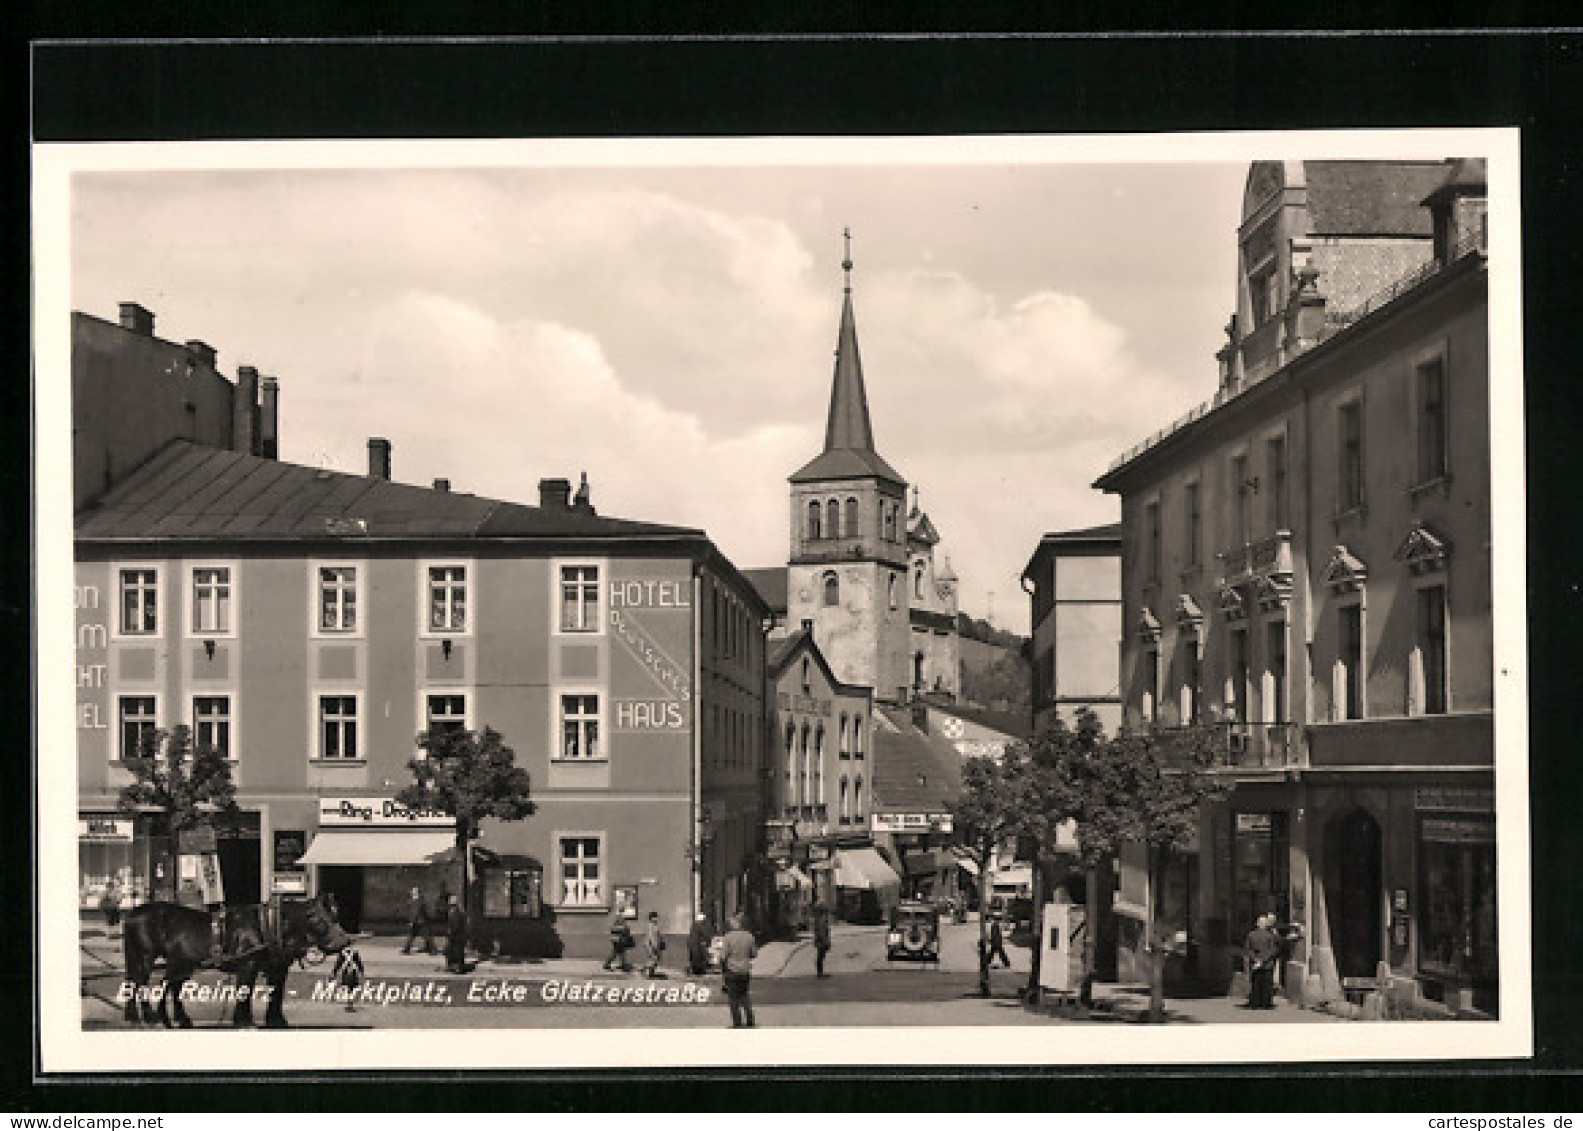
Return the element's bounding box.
[1327,807,1383,979]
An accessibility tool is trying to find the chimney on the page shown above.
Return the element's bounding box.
[538,477,572,509]
[432,478,451,492]
[234,366,260,456]
[572,471,595,514]
[368,437,392,480]
[911,702,929,733]
[118,302,154,336]
[259,377,279,459]
[185,340,217,368]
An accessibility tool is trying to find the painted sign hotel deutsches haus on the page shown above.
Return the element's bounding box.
[608,577,691,732]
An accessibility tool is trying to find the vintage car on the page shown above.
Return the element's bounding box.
[886,901,941,963]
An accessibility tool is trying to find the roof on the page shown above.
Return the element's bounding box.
[789,280,907,487]
[1021,522,1122,580]
[75,440,703,544]
[767,630,871,698]
[742,566,788,614]
[871,706,965,813]
[1303,161,1449,237]
[927,702,1034,742]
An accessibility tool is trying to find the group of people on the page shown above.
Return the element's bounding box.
[602,908,759,1027]
[401,886,468,973]
[601,910,668,977]
[1242,911,1287,1010]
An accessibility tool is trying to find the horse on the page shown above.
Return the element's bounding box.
[121,895,350,1029]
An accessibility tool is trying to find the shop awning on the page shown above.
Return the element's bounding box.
[954,854,980,876]
[296,830,456,867]
[833,847,901,891]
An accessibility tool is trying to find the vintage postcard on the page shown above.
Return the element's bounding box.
[34,127,1530,1072]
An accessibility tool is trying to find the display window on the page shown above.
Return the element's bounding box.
[1418,814,1497,983]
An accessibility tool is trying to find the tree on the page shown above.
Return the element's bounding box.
[397,726,536,945]
[950,748,1038,998]
[1032,713,1230,1021]
[117,724,239,903]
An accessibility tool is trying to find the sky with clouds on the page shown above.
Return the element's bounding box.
[69,152,1253,634]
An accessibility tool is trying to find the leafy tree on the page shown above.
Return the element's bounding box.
[1032,712,1230,1020]
[116,724,239,903]
[397,726,536,944]
[950,749,1039,998]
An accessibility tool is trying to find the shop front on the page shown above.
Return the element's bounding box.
[79,808,265,912]
[295,796,456,932]
[831,845,901,923]
[78,811,150,910]
[1414,787,1497,1014]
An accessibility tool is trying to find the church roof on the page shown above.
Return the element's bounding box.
[790,249,906,488]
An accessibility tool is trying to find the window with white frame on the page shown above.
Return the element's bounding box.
[193,695,232,759]
[784,724,796,809]
[426,693,467,735]
[839,776,850,824]
[560,565,599,632]
[119,696,157,761]
[427,565,468,632]
[318,695,359,760]
[853,775,864,816]
[839,714,850,760]
[853,715,865,760]
[813,726,824,802]
[559,694,601,760]
[190,566,232,634]
[119,568,158,635]
[317,566,358,633]
[558,835,603,907]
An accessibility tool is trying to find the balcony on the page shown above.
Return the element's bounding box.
[1215,721,1303,770]
[1218,530,1293,588]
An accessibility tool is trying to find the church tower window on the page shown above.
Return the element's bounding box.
[845,497,859,537]
[822,571,840,607]
[827,499,841,539]
[807,501,822,541]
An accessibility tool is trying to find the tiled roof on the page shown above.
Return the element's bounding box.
[75,440,702,544]
[789,447,906,486]
[742,566,789,613]
[1303,161,1449,237]
[766,628,810,672]
[871,706,965,813]
[929,702,1033,742]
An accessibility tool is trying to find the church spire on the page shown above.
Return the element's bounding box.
[823,227,877,454]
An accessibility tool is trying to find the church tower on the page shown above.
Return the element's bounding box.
[787,233,913,703]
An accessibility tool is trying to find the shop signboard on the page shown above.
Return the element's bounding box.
[1414,787,1495,812]
[870,812,954,834]
[78,815,134,842]
[270,872,308,895]
[1235,812,1272,834]
[1421,815,1495,844]
[274,829,307,872]
[318,796,452,827]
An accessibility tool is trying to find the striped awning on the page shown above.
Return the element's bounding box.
[296,830,455,866]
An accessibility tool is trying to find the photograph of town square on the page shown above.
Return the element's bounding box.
[55,139,1517,1044]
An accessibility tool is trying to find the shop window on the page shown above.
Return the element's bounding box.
[1415,585,1449,715]
[427,565,468,633]
[317,566,358,633]
[1418,815,1497,982]
[119,695,157,761]
[558,835,603,908]
[1232,810,1290,935]
[119,568,158,635]
[318,695,359,760]
[558,694,601,760]
[190,566,232,634]
[822,571,840,607]
[559,564,599,633]
[482,863,543,919]
[193,695,232,760]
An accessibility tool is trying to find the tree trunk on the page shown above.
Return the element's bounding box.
[456,822,471,949]
[1080,862,1099,1008]
[1147,844,1165,1022]
[1026,855,1044,1005]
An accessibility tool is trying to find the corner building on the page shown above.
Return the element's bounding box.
[1094,160,1495,1015]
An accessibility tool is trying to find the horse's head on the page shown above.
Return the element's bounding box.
[290,895,352,954]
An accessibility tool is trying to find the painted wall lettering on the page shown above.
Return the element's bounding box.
[609,580,691,609]
[614,700,686,731]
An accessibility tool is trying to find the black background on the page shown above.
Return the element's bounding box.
[13,18,1583,1115]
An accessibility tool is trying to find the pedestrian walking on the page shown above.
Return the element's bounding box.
[331,941,366,1013]
[603,914,634,972]
[687,913,713,975]
[720,913,758,1028]
[812,902,832,978]
[401,886,436,955]
[443,894,468,974]
[1244,912,1279,1009]
[986,917,1012,968]
[643,910,666,977]
[99,879,123,930]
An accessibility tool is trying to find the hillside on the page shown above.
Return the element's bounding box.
[957,628,1032,718]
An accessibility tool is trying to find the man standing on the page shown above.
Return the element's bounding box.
[686,913,713,975]
[812,902,832,978]
[402,886,435,955]
[642,910,665,977]
[444,894,468,974]
[1244,912,1279,1009]
[720,913,758,1028]
[603,914,634,972]
[986,917,1013,969]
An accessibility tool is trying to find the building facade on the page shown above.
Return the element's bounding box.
[1021,523,1124,736]
[1094,160,1495,1015]
[72,305,769,957]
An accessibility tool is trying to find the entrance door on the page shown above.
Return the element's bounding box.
[1332,808,1383,979]
[317,865,364,933]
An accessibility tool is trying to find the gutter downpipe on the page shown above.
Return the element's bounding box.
[692,568,704,921]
